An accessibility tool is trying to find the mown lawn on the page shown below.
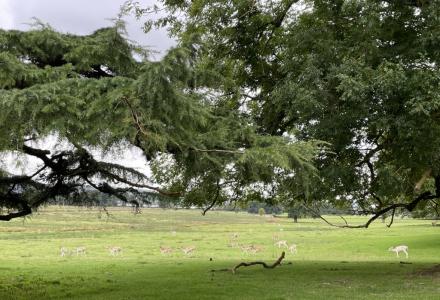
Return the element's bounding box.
[0,206,438,299]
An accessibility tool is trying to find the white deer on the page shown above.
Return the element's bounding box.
[75,246,87,256]
[288,244,297,254]
[60,247,69,257]
[274,240,288,248]
[108,246,123,256]
[228,232,240,248]
[388,245,409,258]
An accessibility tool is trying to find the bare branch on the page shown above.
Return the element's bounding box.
[202,180,221,215]
[386,207,396,228]
[0,206,32,221]
[190,147,244,155]
[302,192,439,229]
[211,251,286,274]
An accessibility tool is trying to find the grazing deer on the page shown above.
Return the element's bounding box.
[60,247,69,257]
[160,246,173,254]
[240,245,253,255]
[240,244,263,254]
[288,244,297,254]
[433,221,438,226]
[75,246,86,256]
[388,245,409,258]
[181,246,196,255]
[108,246,123,256]
[249,245,263,254]
[274,240,288,248]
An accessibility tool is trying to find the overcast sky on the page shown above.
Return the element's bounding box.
[0,0,175,59]
[0,0,175,175]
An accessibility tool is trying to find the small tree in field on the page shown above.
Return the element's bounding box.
[258,207,266,216]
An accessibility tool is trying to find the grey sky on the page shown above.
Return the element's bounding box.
[0,0,175,59]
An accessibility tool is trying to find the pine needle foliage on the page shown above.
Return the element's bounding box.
[0,22,318,220]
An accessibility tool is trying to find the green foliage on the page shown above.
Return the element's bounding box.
[258,207,266,216]
[0,21,318,218]
[143,0,440,219]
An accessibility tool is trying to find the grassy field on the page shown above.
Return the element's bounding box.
[0,206,438,300]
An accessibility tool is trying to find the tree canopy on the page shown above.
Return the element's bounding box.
[127,0,440,225]
[0,20,318,220]
[3,0,440,226]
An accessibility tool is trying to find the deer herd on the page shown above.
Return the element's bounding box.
[59,232,410,260]
[60,246,122,257]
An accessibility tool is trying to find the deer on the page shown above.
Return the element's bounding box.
[160,246,173,254]
[240,245,253,254]
[274,240,288,248]
[249,245,263,254]
[108,246,123,256]
[75,246,86,256]
[288,244,297,254]
[60,247,70,257]
[388,245,409,258]
[181,246,196,255]
[240,244,263,254]
[228,232,240,248]
[228,240,239,248]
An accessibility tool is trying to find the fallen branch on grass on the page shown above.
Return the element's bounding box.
[211,251,286,274]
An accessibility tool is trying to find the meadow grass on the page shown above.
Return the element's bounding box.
[0,206,438,299]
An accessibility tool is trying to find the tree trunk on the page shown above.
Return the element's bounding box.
[293,215,298,223]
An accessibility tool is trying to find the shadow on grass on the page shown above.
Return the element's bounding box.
[1,260,438,300]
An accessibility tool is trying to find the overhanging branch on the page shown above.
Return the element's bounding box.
[302,191,438,228]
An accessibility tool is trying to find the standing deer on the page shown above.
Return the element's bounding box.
[181,246,196,255]
[60,247,69,257]
[76,246,86,256]
[108,246,123,256]
[240,245,252,255]
[274,240,288,248]
[288,244,297,254]
[388,245,409,258]
[160,246,173,254]
[228,232,240,248]
[240,244,263,254]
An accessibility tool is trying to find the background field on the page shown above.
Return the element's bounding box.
[0,206,438,299]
